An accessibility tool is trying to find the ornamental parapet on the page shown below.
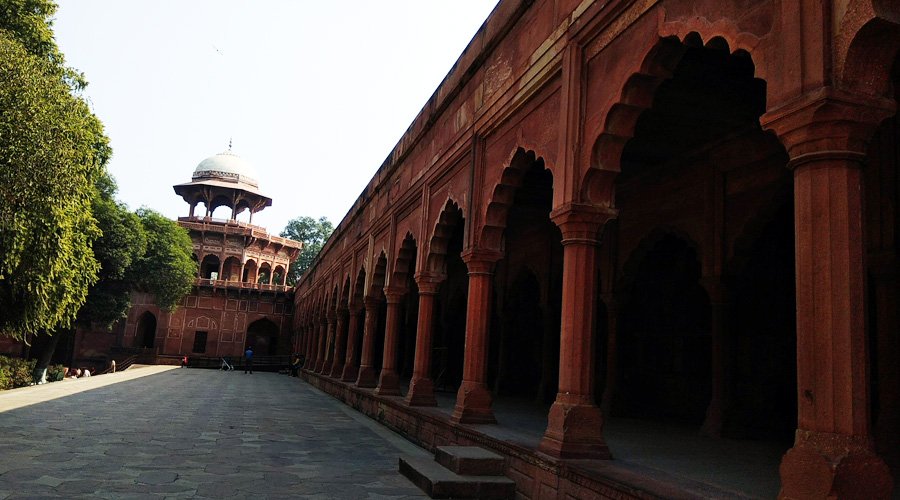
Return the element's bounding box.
[194,278,291,293]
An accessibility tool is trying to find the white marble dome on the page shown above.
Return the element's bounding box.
[192,150,259,188]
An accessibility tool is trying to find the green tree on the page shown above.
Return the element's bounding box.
[0,32,109,340]
[77,184,148,329]
[129,209,196,311]
[280,216,334,284]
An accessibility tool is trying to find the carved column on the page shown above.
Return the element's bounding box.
[406,273,443,406]
[451,248,502,424]
[355,296,382,388]
[700,277,728,438]
[375,287,406,396]
[599,293,618,415]
[329,307,349,377]
[539,203,615,459]
[763,92,894,499]
[304,322,315,369]
[341,303,363,382]
[314,315,327,373]
[321,310,337,374]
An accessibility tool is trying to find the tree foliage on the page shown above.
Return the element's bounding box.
[128,209,196,311]
[0,30,109,339]
[280,216,334,284]
[76,186,147,329]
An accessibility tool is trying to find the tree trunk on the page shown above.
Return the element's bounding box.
[32,330,65,384]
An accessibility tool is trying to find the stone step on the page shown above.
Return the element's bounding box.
[399,456,516,499]
[435,445,506,476]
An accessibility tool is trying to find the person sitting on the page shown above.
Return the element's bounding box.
[289,354,301,377]
[82,368,91,377]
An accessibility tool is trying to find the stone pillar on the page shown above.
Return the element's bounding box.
[329,307,349,377]
[341,303,363,382]
[700,278,728,438]
[305,323,315,370]
[375,287,406,396]
[599,293,618,414]
[539,204,615,459]
[763,94,894,499]
[451,248,502,424]
[321,310,337,375]
[314,316,327,373]
[356,296,382,388]
[406,273,443,406]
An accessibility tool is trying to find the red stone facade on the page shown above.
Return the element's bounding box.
[293,0,900,498]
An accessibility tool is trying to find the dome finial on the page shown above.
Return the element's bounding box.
[228,137,232,151]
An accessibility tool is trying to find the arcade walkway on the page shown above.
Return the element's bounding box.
[0,367,427,499]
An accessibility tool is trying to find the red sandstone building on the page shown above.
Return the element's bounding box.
[292,0,900,498]
[73,149,302,365]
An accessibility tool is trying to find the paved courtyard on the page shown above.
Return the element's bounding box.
[0,366,429,499]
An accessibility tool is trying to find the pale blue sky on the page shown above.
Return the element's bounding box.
[54,1,499,233]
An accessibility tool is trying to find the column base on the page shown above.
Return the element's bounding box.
[451,381,496,424]
[356,365,378,388]
[329,362,344,378]
[374,370,401,396]
[340,364,358,382]
[538,401,611,459]
[779,430,893,500]
[405,377,437,406]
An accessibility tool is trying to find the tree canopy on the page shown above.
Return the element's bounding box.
[1,1,196,341]
[75,187,147,329]
[280,216,334,284]
[128,209,196,311]
[0,30,109,339]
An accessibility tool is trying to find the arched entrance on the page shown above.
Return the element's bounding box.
[490,153,562,408]
[617,234,710,423]
[136,311,157,349]
[246,318,279,355]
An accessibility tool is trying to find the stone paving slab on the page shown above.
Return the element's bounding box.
[0,368,429,499]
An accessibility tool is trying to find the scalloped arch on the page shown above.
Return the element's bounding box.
[585,31,767,208]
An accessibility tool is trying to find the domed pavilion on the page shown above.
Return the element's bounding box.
[172,146,302,288]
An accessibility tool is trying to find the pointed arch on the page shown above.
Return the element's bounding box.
[425,199,465,276]
[480,147,553,251]
[585,33,770,208]
[368,252,388,298]
[390,233,418,291]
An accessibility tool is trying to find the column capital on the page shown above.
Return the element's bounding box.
[761,88,895,161]
[363,295,382,309]
[460,248,503,275]
[550,203,618,244]
[414,271,445,295]
[383,286,406,304]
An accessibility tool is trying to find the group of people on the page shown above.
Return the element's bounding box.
[65,367,92,379]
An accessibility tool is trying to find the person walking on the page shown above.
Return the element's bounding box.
[244,346,254,374]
